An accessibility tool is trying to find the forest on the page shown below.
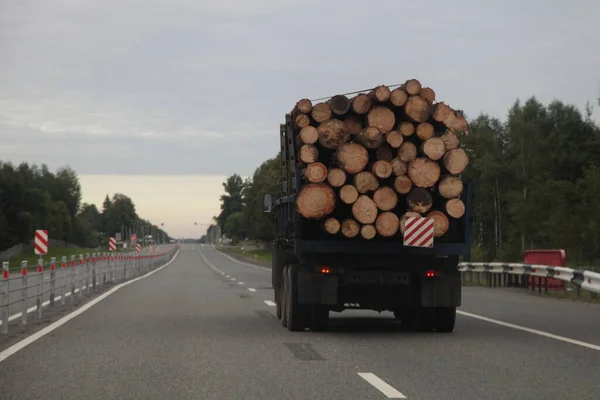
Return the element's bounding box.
[0,162,169,252]
[209,96,600,265]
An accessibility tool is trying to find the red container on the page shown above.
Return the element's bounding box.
[525,249,566,290]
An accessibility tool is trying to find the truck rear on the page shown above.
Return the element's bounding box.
[264,80,471,332]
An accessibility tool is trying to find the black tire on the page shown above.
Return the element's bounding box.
[309,305,329,332]
[275,287,282,320]
[434,307,456,333]
[281,265,288,328]
[410,307,435,332]
[285,264,306,332]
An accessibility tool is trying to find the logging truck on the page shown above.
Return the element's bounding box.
[263,80,471,332]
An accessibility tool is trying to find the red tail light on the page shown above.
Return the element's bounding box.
[425,270,436,277]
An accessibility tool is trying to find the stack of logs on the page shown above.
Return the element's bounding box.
[294,79,469,240]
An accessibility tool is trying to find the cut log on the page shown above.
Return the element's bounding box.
[356,126,384,149]
[354,171,379,193]
[400,211,421,234]
[323,217,341,235]
[366,106,395,134]
[419,87,435,104]
[344,114,363,135]
[296,99,312,114]
[438,176,463,199]
[376,143,394,161]
[299,126,319,144]
[295,113,310,128]
[385,130,403,148]
[390,88,408,107]
[373,186,398,211]
[317,119,350,149]
[420,137,446,161]
[311,103,332,123]
[299,144,319,164]
[404,79,422,95]
[416,122,435,141]
[404,95,431,122]
[376,212,400,237]
[296,183,336,219]
[340,184,359,204]
[371,160,393,179]
[446,198,466,218]
[341,219,360,238]
[393,175,412,194]
[305,162,328,183]
[360,224,377,240]
[443,148,469,174]
[441,130,460,150]
[398,122,415,137]
[444,110,469,132]
[427,210,449,237]
[390,158,408,176]
[351,94,372,115]
[352,195,378,224]
[329,95,351,116]
[408,158,441,188]
[327,168,347,188]
[432,102,453,123]
[368,85,391,103]
[407,187,433,213]
[398,142,417,163]
[336,143,369,174]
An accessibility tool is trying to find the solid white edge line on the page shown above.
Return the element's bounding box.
[457,310,600,351]
[357,372,406,399]
[0,250,180,363]
[214,249,270,271]
[248,288,256,292]
[264,300,276,307]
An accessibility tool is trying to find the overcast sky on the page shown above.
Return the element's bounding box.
[1,0,599,237]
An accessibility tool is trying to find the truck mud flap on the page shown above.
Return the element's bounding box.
[297,270,338,305]
[420,275,461,307]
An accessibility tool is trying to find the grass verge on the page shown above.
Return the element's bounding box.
[221,246,272,265]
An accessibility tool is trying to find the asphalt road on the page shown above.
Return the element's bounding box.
[0,245,599,399]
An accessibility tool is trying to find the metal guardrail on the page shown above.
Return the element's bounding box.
[0,245,179,334]
[458,262,600,296]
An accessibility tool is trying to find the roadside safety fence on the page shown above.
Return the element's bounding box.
[0,245,179,334]
[458,262,600,298]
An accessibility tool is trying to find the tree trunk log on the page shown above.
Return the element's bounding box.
[360,224,377,240]
[356,126,384,149]
[341,219,360,238]
[367,106,396,134]
[398,142,417,163]
[416,122,435,141]
[344,114,363,135]
[327,168,347,188]
[394,175,412,194]
[404,95,431,123]
[398,122,415,137]
[441,130,460,150]
[404,79,422,95]
[340,184,359,204]
[369,85,391,103]
[390,88,408,107]
[376,143,394,161]
[427,210,449,237]
[323,217,340,234]
[407,187,433,213]
[336,143,369,174]
[295,113,310,128]
[311,103,332,123]
[329,95,351,116]
[443,148,469,174]
[420,137,446,161]
[445,198,466,218]
[351,94,372,115]
[305,162,328,183]
[444,110,469,132]
[419,87,435,104]
[376,212,399,237]
[299,144,319,164]
[373,186,398,211]
[385,130,403,148]
[296,99,312,114]
[408,158,441,188]
[317,119,350,149]
[432,102,453,123]
[400,211,421,234]
[296,183,336,219]
[352,195,378,224]
[391,158,408,176]
[299,126,318,144]
[438,176,463,199]
[354,171,379,193]
[371,160,393,179]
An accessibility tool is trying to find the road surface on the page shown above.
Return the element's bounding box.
[0,246,598,399]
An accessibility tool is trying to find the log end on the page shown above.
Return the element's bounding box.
[407,187,433,213]
[373,186,398,211]
[341,219,360,238]
[420,137,447,161]
[327,168,347,188]
[344,114,363,135]
[376,212,400,237]
[317,119,350,149]
[372,160,393,179]
[340,184,359,204]
[419,87,436,104]
[352,195,378,224]
[367,106,396,134]
[398,122,415,137]
[390,88,408,107]
[311,102,333,123]
[351,93,372,115]
[336,143,369,174]
[438,176,464,199]
[427,210,449,237]
[360,224,377,240]
[446,198,466,219]
[416,122,435,141]
[296,183,336,219]
[299,126,319,144]
[443,148,469,175]
[394,175,412,194]
[398,142,417,163]
[299,144,319,164]
[295,113,310,128]
[330,94,352,116]
[391,158,408,176]
[305,162,328,183]
[385,130,404,149]
[405,79,422,95]
[296,98,313,114]
[323,217,341,235]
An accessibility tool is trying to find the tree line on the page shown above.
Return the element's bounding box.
[208,96,600,265]
[0,161,170,252]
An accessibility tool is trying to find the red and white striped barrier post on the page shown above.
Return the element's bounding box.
[61,256,67,306]
[78,254,84,298]
[20,260,28,326]
[1,261,8,334]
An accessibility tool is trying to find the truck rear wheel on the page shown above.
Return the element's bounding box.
[285,263,306,331]
[434,307,456,333]
[309,305,329,332]
[281,265,289,327]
